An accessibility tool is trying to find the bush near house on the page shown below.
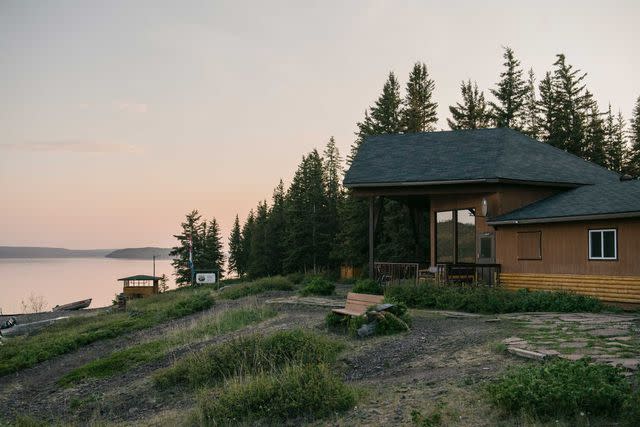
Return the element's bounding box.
[299,277,335,296]
[385,281,605,314]
[217,276,293,300]
[351,279,384,295]
[487,358,637,424]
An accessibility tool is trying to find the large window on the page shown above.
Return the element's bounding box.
[589,229,617,260]
[436,211,454,263]
[457,209,476,263]
[436,209,476,263]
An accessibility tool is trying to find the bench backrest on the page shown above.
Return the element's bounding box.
[344,292,385,315]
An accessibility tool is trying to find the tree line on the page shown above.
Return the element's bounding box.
[174,47,640,281]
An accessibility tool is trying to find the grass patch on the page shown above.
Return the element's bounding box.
[386,281,606,314]
[154,329,344,389]
[351,279,383,295]
[58,306,277,386]
[217,276,293,300]
[299,277,335,296]
[193,363,356,425]
[0,288,214,376]
[486,358,631,421]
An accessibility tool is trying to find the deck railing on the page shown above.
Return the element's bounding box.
[435,263,501,286]
[374,262,419,286]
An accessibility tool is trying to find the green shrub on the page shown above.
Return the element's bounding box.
[325,311,348,329]
[0,288,214,375]
[352,279,383,295]
[154,329,344,389]
[194,363,356,425]
[374,311,410,335]
[218,276,293,300]
[299,277,335,296]
[385,281,606,314]
[486,359,630,420]
[285,272,305,285]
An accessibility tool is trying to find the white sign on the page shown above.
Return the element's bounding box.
[196,273,217,284]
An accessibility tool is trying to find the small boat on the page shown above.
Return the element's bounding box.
[52,298,92,311]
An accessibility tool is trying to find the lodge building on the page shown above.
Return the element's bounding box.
[344,128,640,305]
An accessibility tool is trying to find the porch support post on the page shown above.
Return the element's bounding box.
[368,196,374,279]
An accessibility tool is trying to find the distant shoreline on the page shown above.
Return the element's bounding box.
[0,246,174,260]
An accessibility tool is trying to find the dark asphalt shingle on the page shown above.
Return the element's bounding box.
[343,128,618,187]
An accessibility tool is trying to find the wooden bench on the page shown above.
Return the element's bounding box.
[332,292,385,317]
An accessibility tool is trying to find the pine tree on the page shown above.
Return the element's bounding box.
[227,214,242,277]
[447,80,492,130]
[605,107,627,173]
[582,91,607,167]
[627,96,640,176]
[548,54,589,156]
[490,47,528,129]
[370,72,403,134]
[376,200,417,262]
[202,218,225,277]
[248,201,269,278]
[401,62,438,132]
[238,210,255,277]
[170,210,202,286]
[323,137,343,268]
[538,71,556,142]
[522,69,540,139]
[264,180,287,275]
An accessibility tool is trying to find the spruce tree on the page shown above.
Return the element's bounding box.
[228,214,242,277]
[170,210,202,286]
[490,47,528,129]
[238,210,255,277]
[401,62,438,132]
[370,72,403,134]
[323,137,343,267]
[265,180,287,275]
[248,201,269,278]
[538,71,556,142]
[202,218,225,277]
[582,91,607,167]
[628,96,640,176]
[447,80,493,130]
[522,69,540,139]
[605,107,627,173]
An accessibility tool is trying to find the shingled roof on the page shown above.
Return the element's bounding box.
[344,128,618,187]
[488,180,640,224]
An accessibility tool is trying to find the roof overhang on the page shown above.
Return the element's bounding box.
[344,177,584,189]
[488,211,640,226]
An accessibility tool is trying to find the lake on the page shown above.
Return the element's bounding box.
[0,258,176,315]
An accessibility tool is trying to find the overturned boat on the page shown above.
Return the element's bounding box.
[52,298,92,311]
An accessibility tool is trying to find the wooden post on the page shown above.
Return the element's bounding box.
[369,196,374,279]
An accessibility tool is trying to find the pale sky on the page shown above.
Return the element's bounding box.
[1,0,638,249]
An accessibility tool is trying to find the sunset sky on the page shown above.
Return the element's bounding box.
[1,0,638,249]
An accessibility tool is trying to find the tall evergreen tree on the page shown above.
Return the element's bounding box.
[170,210,202,286]
[264,180,287,275]
[490,47,528,129]
[522,69,540,139]
[447,80,492,130]
[370,72,403,134]
[401,62,438,132]
[582,91,607,167]
[548,54,589,156]
[202,218,225,277]
[604,106,628,173]
[238,210,255,277]
[628,96,640,176]
[323,137,343,267]
[538,71,556,142]
[227,214,242,277]
[248,201,269,278]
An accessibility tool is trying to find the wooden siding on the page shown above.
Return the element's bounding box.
[501,273,640,304]
[123,285,158,298]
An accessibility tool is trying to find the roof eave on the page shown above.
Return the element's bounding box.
[488,211,640,226]
[344,177,585,189]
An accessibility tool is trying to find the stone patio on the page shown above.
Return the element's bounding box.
[501,312,640,371]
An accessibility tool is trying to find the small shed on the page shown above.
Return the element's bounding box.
[118,275,161,299]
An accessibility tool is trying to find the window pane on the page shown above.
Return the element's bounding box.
[436,211,453,263]
[590,231,602,258]
[603,231,616,258]
[480,236,492,259]
[457,209,476,263]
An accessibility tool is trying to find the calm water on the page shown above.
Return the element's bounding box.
[0,258,176,315]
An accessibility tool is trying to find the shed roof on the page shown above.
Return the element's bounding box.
[488,180,640,225]
[118,275,162,281]
[344,128,618,187]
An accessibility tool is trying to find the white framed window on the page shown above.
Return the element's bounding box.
[588,229,617,260]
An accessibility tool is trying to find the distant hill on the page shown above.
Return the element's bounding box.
[105,247,173,260]
[0,246,113,258]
